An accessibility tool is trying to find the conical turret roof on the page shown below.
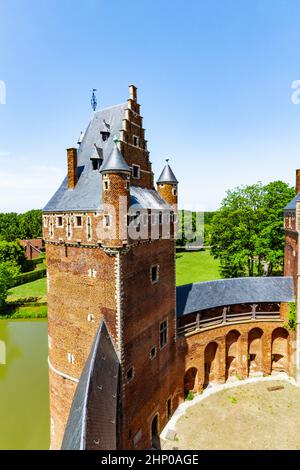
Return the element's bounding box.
[157,160,178,184]
[100,141,130,174]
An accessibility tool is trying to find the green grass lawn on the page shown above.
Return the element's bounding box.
[2,278,48,319]
[176,250,221,286]
[8,278,47,302]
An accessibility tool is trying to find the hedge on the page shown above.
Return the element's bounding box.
[10,267,47,287]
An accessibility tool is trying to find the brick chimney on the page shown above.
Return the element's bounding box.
[129,84,137,101]
[296,169,300,194]
[67,148,78,190]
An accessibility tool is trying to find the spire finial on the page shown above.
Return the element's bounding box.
[91,89,97,112]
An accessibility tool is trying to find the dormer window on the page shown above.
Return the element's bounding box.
[91,158,101,170]
[90,145,103,170]
[133,135,139,147]
[132,164,140,179]
[101,120,111,141]
[100,130,110,141]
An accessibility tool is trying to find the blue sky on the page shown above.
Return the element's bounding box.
[1,0,300,212]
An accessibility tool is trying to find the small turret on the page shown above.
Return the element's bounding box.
[100,139,131,247]
[157,159,178,207]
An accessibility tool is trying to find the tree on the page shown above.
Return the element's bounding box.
[18,210,42,239]
[0,240,27,271]
[0,262,20,306]
[210,181,295,278]
[0,209,42,241]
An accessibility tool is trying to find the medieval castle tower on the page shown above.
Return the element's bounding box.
[43,85,180,449]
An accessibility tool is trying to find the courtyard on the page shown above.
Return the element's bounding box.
[162,380,300,450]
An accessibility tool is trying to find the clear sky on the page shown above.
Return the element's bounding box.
[1,0,300,212]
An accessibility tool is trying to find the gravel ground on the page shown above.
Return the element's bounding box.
[162,380,300,450]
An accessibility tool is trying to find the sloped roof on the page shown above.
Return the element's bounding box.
[284,193,300,211]
[157,163,178,184]
[130,186,171,209]
[61,321,120,450]
[176,276,295,316]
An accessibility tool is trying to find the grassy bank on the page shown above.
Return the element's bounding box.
[1,278,48,319]
[8,278,47,301]
[176,249,221,285]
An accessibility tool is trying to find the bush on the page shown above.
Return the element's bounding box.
[185,391,195,401]
[286,302,296,331]
[10,267,47,287]
[0,262,20,306]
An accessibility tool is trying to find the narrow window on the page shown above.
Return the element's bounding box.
[133,135,139,147]
[57,216,63,227]
[126,180,130,190]
[126,367,134,383]
[150,347,157,360]
[103,214,111,227]
[159,320,168,349]
[86,216,92,240]
[132,164,140,179]
[50,218,54,238]
[75,216,82,227]
[103,179,109,191]
[172,187,177,196]
[166,398,172,419]
[66,217,71,239]
[43,216,48,228]
[159,212,162,224]
[151,265,159,284]
[67,353,75,364]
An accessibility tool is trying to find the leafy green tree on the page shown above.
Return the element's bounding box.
[0,209,42,241]
[210,181,295,278]
[0,240,27,271]
[18,210,42,239]
[0,262,20,306]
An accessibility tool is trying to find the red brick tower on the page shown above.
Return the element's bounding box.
[157,159,178,208]
[43,85,180,449]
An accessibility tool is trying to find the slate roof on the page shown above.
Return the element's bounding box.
[157,163,178,184]
[100,142,130,174]
[61,321,119,450]
[43,103,169,212]
[284,193,300,211]
[176,276,295,317]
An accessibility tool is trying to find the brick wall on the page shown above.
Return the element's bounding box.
[46,243,117,449]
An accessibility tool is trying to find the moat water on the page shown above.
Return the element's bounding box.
[0,319,49,449]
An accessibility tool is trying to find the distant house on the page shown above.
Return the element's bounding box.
[20,238,43,260]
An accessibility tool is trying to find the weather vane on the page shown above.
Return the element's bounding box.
[91,89,97,112]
